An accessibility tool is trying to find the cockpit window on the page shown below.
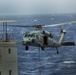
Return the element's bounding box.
[36,35,39,39]
[25,33,39,39]
[25,32,29,37]
[24,33,28,37]
[30,34,35,37]
[25,34,27,37]
[25,33,35,38]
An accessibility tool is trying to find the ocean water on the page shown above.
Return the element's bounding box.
[0,14,76,75]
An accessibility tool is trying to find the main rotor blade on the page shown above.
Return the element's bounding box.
[0,20,76,29]
[0,20,17,23]
[42,21,76,27]
[8,24,44,28]
[9,25,32,27]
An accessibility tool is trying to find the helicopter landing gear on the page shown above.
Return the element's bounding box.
[41,47,44,51]
[56,48,59,54]
[25,45,29,50]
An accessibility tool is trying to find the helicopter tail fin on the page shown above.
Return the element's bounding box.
[62,42,75,46]
[59,29,66,44]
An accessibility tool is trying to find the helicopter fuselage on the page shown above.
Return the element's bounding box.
[22,30,61,48]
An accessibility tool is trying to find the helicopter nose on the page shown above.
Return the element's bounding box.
[22,38,32,45]
[22,41,26,45]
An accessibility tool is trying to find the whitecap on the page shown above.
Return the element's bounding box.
[20,71,29,74]
[63,61,75,64]
[51,18,54,20]
[7,28,9,31]
[34,19,37,22]
[10,29,13,32]
[40,62,55,67]
[20,28,28,34]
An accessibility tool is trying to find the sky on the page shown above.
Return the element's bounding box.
[0,0,76,15]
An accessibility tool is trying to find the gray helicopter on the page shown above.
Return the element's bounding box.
[0,20,75,54]
[20,21,76,54]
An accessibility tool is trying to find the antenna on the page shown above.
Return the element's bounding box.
[3,22,8,41]
[0,20,16,42]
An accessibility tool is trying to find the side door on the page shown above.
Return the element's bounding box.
[43,36,48,45]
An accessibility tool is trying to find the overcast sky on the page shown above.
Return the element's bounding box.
[0,0,76,15]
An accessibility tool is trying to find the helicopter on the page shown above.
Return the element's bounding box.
[0,20,76,54]
[16,21,76,54]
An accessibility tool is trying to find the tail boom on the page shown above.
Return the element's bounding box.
[62,42,75,46]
